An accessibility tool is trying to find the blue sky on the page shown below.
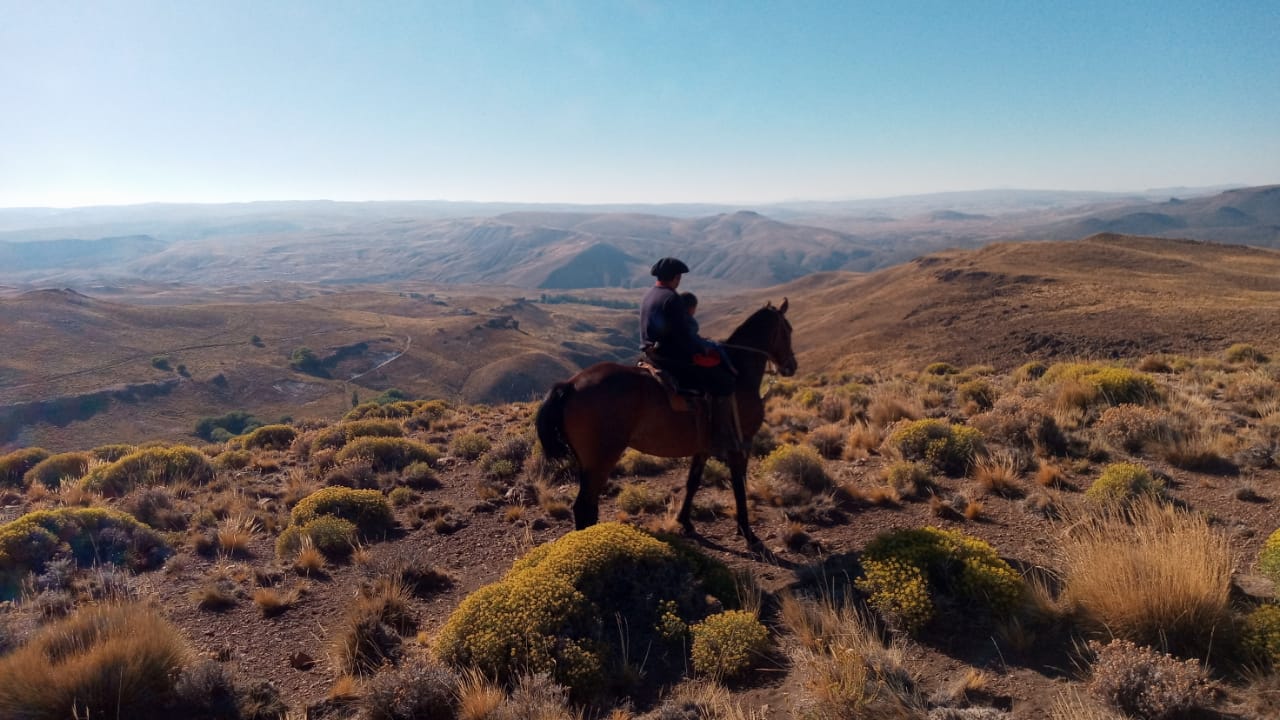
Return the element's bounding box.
[1,1,1277,207]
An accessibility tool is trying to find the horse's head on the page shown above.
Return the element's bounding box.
[728,299,798,377]
[766,298,798,377]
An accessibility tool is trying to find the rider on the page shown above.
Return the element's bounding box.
[640,258,741,453]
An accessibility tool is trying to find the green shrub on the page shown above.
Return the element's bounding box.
[794,388,823,409]
[335,437,439,473]
[690,610,770,680]
[1085,463,1164,509]
[616,484,666,514]
[0,603,190,719]
[884,460,934,497]
[613,449,672,477]
[0,447,51,488]
[856,526,1024,635]
[401,461,438,489]
[242,424,297,451]
[388,486,416,507]
[1013,360,1048,381]
[23,452,92,489]
[344,400,424,421]
[0,507,170,599]
[1260,528,1280,585]
[761,444,830,491]
[886,419,984,476]
[81,446,214,497]
[213,449,252,471]
[1225,343,1269,364]
[276,516,357,559]
[290,487,395,537]
[151,355,172,371]
[450,432,491,461]
[957,378,996,409]
[193,410,263,441]
[1042,363,1159,406]
[435,523,719,698]
[310,419,405,452]
[1242,603,1280,666]
[923,362,958,376]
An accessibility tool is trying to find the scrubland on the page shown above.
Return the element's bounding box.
[1,346,1279,719]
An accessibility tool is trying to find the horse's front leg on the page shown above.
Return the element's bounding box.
[677,454,709,535]
[727,451,763,551]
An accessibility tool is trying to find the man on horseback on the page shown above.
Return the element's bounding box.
[640,257,742,454]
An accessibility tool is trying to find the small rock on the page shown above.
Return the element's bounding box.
[290,651,316,671]
[1233,573,1277,602]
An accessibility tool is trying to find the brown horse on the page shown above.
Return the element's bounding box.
[535,299,797,550]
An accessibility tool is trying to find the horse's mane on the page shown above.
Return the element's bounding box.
[724,305,780,346]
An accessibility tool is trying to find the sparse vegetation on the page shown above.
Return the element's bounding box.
[0,507,170,598]
[1086,638,1214,720]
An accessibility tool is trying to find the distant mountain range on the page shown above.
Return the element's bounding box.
[0,185,1275,290]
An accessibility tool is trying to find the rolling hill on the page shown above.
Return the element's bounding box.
[7,232,1280,452]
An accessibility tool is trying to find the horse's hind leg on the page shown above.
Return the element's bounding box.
[572,463,616,530]
[676,453,709,535]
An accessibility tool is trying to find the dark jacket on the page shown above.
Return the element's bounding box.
[640,284,699,366]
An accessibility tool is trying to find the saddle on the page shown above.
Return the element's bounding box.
[636,359,703,413]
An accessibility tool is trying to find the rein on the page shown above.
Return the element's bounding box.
[719,342,779,375]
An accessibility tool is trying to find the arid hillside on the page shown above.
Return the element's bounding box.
[0,285,638,452]
[8,233,1280,455]
[741,234,1280,374]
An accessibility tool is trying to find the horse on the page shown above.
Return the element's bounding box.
[534,299,797,551]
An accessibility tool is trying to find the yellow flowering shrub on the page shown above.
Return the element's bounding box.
[0,447,52,488]
[435,523,719,698]
[290,487,395,536]
[243,423,297,451]
[344,400,426,421]
[761,444,830,491]
[81,446,214,497]
[1242,603,1280,666]
[0,507,170,598]
[857,526,1024,635]
[309,419,405,453]
[22,451,92,489]
[1260,528,1280,585]
[276,516,358,559]
[334,436,439,473]
[886,419,984,475]
[1085,462,1164,509]
[690,610,770,679]
[1042,363,1159,406]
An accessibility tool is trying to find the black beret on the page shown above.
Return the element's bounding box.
[650,257,690,280]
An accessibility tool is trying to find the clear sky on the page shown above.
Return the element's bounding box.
[2,1,1278,207]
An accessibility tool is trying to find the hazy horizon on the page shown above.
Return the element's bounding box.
[3,1,1278,208]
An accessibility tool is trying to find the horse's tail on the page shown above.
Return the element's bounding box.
[535,381,576,463]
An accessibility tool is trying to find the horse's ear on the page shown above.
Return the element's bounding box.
[779,297,789,314]
[765,301,773,309]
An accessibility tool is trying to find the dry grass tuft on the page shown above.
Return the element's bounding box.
[0,603,189,719]
[781,593,925,719]
[1059,499,1234,656]
[972,452,1022,497]
[457,668,505,720]
[216,512,259,557]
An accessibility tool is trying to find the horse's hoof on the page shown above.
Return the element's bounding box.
[680,522,697,536]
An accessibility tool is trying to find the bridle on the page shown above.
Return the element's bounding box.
[720,309,793,376]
